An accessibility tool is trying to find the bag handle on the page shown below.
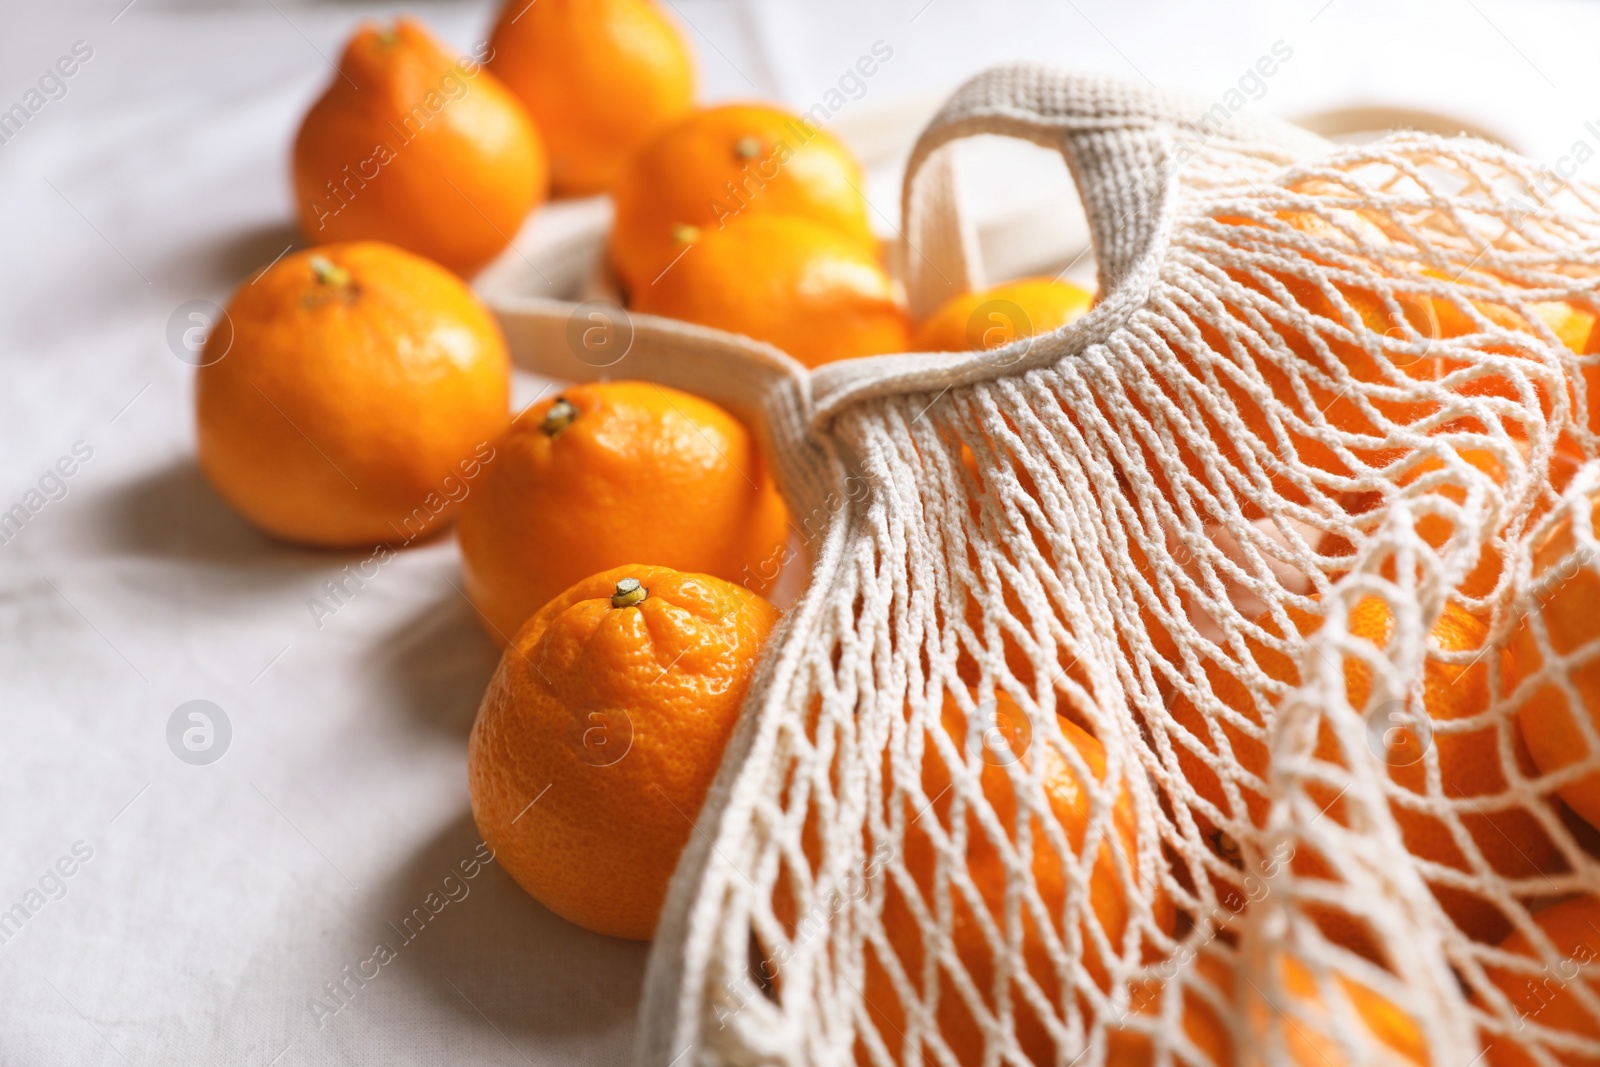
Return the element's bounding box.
[899,63,1329,311]
[807,64,1194,417]
[804,64,1327,419]
[899,63,1183,319]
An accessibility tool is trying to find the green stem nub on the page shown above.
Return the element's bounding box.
[541,398,578,436]
[734,136,762,160]
[309,255,350,288]
[670,223,700,245]
[1216,831,1240,861]
[610,578,647,609]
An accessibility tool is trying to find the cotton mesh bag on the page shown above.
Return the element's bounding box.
[492,63,1600,1067]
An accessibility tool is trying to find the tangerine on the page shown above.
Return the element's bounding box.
[1106,952,1234,1067]
[1168,595,1560,944]
[1245,952,1427,1066]
[1510,488,1600,832]
[913,277,1095,353]
[1478,894,1600,1067]
[630,214,910,367]
[292,18,547,276]
[864,692,1168,1065]
[486,0,693,196]
[196,242,510,546]
[457,381,789,643]
[610,103,874,293]
[468,564,778,939]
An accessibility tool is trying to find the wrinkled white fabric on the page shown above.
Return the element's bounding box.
[12,2,1600,1066]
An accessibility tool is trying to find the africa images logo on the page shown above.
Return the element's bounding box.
[0,842,95,947]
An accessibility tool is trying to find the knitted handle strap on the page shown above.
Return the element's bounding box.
[899,63,1184,322]
[803,63,1327,422]
[896,61,1330,315]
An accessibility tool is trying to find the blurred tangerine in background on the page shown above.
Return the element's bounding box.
[487,0,695,197]
[610,102,876,294]
[913,276,1096,353]
[630,214,911,367]
[292,18,548,276]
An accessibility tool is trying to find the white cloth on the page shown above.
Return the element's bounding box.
[6,1,1600,1064]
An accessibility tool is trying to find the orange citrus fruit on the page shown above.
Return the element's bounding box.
[1147,195,1441,523]
[1108,950,1426,1067]
[486,0,693,196]
[1431,284,1594,355]
[609,103,874,293]
[630,214,911,368]
[1164,603,1302,838]
[292,18,548,277]
[1366,598,1562,943]
[1539,300,1597,355]
[468,564,778,939]
[1573,306,1600,434]
[1170,594,1560,944]
[196,242,511,547]
[1422,278,1594,446]
[913,277,1095,353]
[1246,953,1427,1066]
[864,692,1168,1065]
[1161,193,1589,531]
[1510,488,1600,832]
[1328,441,1581,599]
[1107,952,1234,1067]
[1478,894,1600,1067]
[457,381,789,644]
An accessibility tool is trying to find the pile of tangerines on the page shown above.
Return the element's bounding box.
[197,0,1089,944]
[187,1,1600,1063]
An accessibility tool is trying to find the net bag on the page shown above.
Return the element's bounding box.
[493,63,1600,1067]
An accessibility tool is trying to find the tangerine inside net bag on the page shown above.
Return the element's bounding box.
[495,64,1600,1067]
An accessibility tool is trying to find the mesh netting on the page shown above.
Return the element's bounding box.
[630,84,1600,1065]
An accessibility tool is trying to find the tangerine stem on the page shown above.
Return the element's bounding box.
[610,579,647,609]
[541,398,578,436]
[309,255,351,287]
